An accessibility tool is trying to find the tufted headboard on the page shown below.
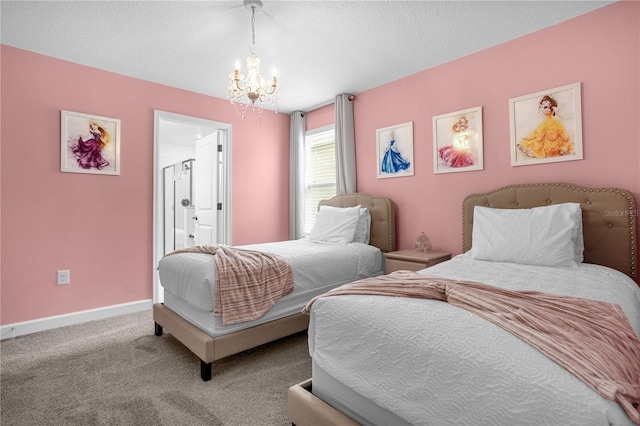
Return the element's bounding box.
[319,193,396,252]
[462,183,637,279]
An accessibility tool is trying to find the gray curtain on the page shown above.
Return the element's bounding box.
[335,93,356,194]
[289,111,306,240]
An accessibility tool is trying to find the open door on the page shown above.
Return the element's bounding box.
[194,133,218,245]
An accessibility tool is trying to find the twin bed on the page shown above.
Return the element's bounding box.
[289,183,640,426]
[154,182,639,424]
[153,192,396,381]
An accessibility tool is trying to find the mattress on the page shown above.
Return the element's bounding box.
[159,238,384,337]
[308,255,640,426]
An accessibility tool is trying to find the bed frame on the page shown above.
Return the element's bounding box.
[288,182,638,425]
[153,193,396,381]
[462,182,637,279]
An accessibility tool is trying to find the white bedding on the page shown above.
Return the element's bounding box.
[158,238,384,312]
[308,255,640,426]
[164,280,344,337]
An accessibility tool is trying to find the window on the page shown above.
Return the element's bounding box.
[304,125,336,234]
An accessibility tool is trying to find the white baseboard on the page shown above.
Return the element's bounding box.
[0,299,153,340]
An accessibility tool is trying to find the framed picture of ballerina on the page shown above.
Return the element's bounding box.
[60,110,121,175]
[432,106,483,174]
[509,82,583,166]
[376,121,414,179]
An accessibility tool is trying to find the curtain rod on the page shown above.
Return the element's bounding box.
[303,95,355,113]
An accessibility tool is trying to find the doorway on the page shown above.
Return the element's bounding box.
[153,110,231,303]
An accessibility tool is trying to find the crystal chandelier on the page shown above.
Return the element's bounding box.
[228,0,280,119]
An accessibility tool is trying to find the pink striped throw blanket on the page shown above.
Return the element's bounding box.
[303,271,640,424]
[166,245,294,325]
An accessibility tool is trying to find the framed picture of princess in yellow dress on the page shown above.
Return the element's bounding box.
[61,110,121,175]
[432,106,483,174]
[509,82,583,166]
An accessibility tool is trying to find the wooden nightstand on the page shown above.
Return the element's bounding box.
[384,250,451,273]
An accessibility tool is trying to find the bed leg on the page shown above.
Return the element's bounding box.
[154,322,163,336]
[200,360,212,381]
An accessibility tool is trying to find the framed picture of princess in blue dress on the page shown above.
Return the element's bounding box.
[432,106,484,174]
[376,121,414,179]
[509,82,583,167]
[61,110,121,175]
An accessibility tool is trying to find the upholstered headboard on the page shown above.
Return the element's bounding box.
[462,183,637,279]
[319,193,396,252]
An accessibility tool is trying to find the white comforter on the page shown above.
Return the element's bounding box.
[158,238,383,312]
[308,255,640,426]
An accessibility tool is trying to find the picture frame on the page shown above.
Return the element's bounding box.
[61,110,121,175]
[376,121,414,179]
[509,82,582,166]
[432,106,483,174]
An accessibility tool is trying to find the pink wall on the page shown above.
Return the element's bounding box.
[306,104,334,131]
[2,2,638,326]
[354,2,639,261]
[0,46,290,325]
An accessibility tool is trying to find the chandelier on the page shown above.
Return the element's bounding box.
[228,0,280,119]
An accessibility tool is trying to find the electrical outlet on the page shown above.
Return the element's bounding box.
[57,270,70,285]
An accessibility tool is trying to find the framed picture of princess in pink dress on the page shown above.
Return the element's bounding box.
[509,82,583,166]
[376,121,414,179]
[61,110,121,175]
[432,106,483,174]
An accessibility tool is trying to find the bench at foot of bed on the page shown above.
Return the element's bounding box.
[153,303,309,381]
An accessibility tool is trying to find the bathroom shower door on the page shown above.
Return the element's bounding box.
[161,159,195,253]
[194,133,218,245]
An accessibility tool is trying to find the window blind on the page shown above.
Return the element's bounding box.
[304,127,336,234]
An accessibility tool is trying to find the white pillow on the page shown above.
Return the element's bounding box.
[353,208,371,244]
[467,203,584,267]
[310,205,361,244]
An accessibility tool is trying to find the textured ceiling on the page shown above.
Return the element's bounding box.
[2,1,611,114]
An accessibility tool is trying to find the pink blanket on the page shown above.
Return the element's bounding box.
[303,271,640,424]
[166,245,294,325]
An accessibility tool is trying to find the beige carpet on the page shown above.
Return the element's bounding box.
[1,309,311,425]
